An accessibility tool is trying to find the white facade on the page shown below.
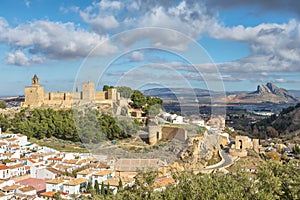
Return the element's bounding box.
[63,184,80,195]
[92,171,114,186]
[36,168,57,180]
[46,183,63,192]
[15,134,28,146]
[173,116,184,124]
[16,187,36,196]
[0,167,10,180]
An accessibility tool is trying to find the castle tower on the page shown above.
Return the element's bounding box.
[32,74,39,86]
[82,82,95,101]
[148,125,162,145]
[253,139,259,153]
[23,75,45,107]
[107,88,118,101]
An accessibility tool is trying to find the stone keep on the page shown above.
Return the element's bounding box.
[24,75,45,107]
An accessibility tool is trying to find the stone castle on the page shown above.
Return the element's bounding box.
[22,75,120,108]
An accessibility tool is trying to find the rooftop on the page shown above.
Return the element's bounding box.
[63,178,87,186]
[94,170,113,177]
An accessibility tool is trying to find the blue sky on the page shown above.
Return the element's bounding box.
[1,0,300,95]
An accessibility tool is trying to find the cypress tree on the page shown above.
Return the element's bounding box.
[94,180,100,194]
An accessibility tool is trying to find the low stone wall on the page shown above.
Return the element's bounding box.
[229,149,248,157]
[162,126,187,142]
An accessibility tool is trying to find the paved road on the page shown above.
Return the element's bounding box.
[196,148,233,171]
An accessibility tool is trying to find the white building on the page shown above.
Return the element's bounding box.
[92,170,114,186]
[16,186,36,196]
[36,167,61,180]
[46,178,64,192]
[62,178,88,195]
[0,165,10,180]
[7,163,26,177]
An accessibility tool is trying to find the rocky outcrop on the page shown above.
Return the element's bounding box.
[228,83,299,103]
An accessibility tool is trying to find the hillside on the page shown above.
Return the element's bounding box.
[251,103,300,141]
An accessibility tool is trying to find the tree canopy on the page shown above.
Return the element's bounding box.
[3,108,133,143]
[103,85,114,91]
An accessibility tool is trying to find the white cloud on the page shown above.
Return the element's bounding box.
[129,51,144,62]
[80,11,119,33]
[99,0,122,10]
[0,20,117,62]
[7,50,44,66]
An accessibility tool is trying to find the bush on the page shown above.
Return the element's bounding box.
[0,101,6,109]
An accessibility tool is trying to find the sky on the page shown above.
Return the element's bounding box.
[1,0,300,95]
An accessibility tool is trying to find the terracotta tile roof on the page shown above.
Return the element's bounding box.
[46,178,65,184]
[0,191,5,197]
[8,163,24,169]
[40,191,56,197]
[4,153,13,157]
[2,185,21,191]
[18,186,35,192]
[94,170,113,177]
[76,159,89,165]
[77,169,93,175]
[98,162,110,169]
[103,177,119,187]
[63,178,87,186]
[6,138,18,142]
[0,164,8,170]
[55,164,73,169]
[63,159,78,164]
[0,142,7,145]
[46,167,61,174]
[9,143,19,147]
[27,158,36,163]
[48,157,63,161]
[153,176,175,188]
[25,166,30,170]
[16,134,25,137]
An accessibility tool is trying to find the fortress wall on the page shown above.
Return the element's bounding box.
[95,92,106,100]
[71,92,81,100]
[107,88,118,101]
[47,92,65,101]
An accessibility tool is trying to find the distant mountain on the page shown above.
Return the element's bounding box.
[227,83,299,103]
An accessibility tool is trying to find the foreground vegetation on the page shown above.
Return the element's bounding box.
[84,160,299,200]
[0,108,139,143]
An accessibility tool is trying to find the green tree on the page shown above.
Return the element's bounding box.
[293,144,300,154]
[130,90,146,108]
[0,114,10,132]
[0,101,6,109]
[101,181,105,195]
[118,179,123,190]
[94,180,100,195]
[54,191,62,200]
[103,85,114,91]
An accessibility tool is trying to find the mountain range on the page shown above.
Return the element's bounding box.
[144,83,299,104]
[227,83,299,103]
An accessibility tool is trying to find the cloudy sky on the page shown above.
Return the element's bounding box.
[0,0,300,95]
